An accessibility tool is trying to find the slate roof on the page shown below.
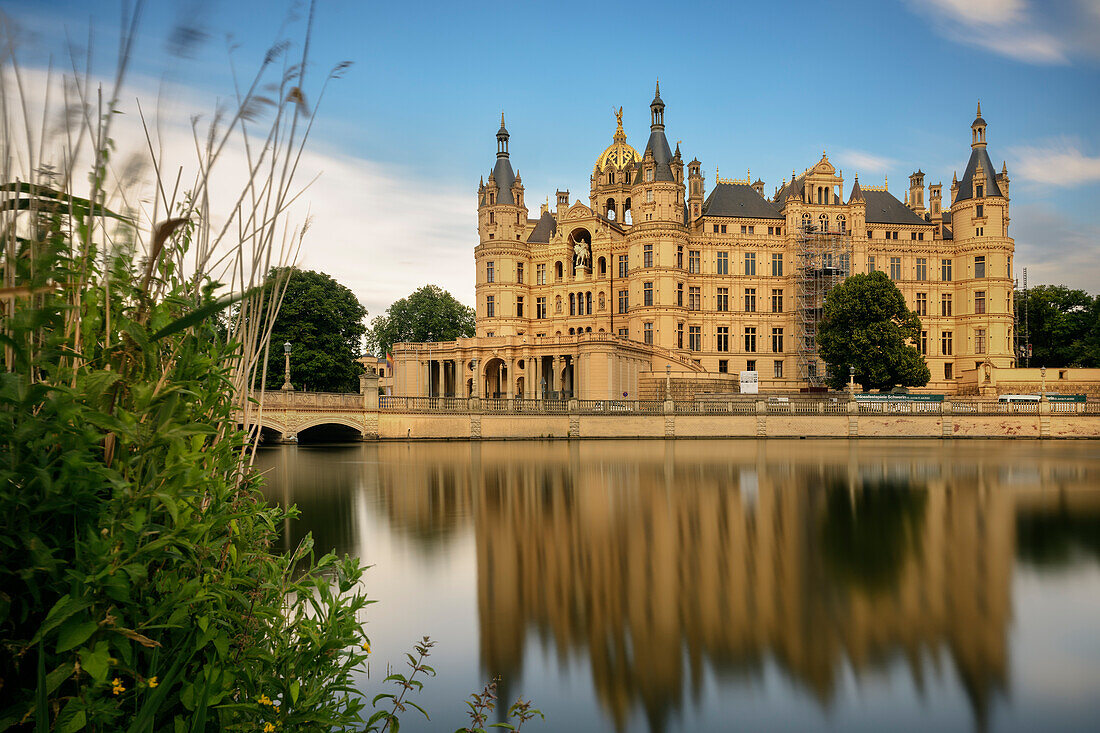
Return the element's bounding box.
[526,211,557,243]
[703,182,783,220]
[863,189,932,226]
[954,146,1003,203]
[632,128,676,184]
[492,156,516,205]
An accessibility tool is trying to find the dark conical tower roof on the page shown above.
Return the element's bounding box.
[492,112,516,205]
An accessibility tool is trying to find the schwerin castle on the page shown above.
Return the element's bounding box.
[393,84,1014,400]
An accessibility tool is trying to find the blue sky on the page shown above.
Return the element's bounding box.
[4,0,1099,313]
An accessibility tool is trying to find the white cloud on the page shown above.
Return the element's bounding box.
[1010,139,1100,187]
[1011,204,1100,292]
[835,149,897,177]
[2,66,476,320]
[904,0,1100,65]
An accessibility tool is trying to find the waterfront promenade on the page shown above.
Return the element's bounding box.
[243,387,1100,442]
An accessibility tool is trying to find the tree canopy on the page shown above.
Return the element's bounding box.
[817,271,931,391]
[366,284,475,356]
[1014,284,1100,368]
[253,267,368,393]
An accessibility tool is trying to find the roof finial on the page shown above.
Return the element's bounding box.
[884,175,888,188]
[976,100,981,118]
[655,77,660,97]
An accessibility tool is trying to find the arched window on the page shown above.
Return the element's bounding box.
[802,213,812,230]
[569,327,575,335]
[586,326,592,333]
[606,198,616,220]
[555,261,563,281]
[837,214,846,233]
[598,291,606,311]
[489,212,495,224]
[608,171,615,184]
[598,256,607,277]
[624,198,632,225]
[819,214,829,232]
[586,292,593,314]
[569,293,576,315]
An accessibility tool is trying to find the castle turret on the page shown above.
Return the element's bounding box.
[908,169,926,216]
[631,81,685,225]
[687,157,704,220]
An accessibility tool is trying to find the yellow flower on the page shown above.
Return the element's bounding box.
[148,676,159,688]
[361,641,371,654]
[263,723,276,732]
[111,677,126,695]
[273,704,280,714]
[258,694,272,706]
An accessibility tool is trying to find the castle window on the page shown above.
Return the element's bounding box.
[890,257,901,280]
[536,297,547,319]
[677,323,684,349]
[486,295,495,318]
[975,255,986,278]
[772,253,783,277]
[717,288,729,312]
[618,254,628,278]
[941,259,953,281]
[677,245,684,269]
[867,229,873,239]
[840,253,850,273]
[618,289,628,313]
[819,214,829,232]
[976,204,984,218]
[771,289,783,313]
[598,257,606,277]
[486,261,495,283]
[837,215,846,233]
[916,258,927,281]
[976,184,983,198]
[689,325,701,351]
[748,359,757,372]
[919,330,927,355]
[586,292,592,314]
[569,293,576,316]
[774,360,783,379]
[772,327,784,353]
[489,212,495,224]
[644,244,653,268]
[717,326,729,352]
[916,292,928,316]
[941,293,953,317]
[609,171,615,184]
[644,322,653,344]
[689,250,700,274]
[677,283,683,307]
[918,232,924,240]
[975,291,986,315]
[802,213,812,230]
[744,327,757,353]
[942,331,953,356]
[537,263,546,285]
[744,288,757,313]
[717,251,729,275]
[719,359,729,373]
[555,261,563,281]
[975,328,987,354]
[516,296,524,318]
[644,282,654,306]
[911,232,918,240]
[713,224,720,233]
[646,189,654,203]
[517,262,524,283]
[689,287,700,311]
[745,252,757,276]
[945,362,953,379]
[867,256,876,273]
[646,168,654,183]
[721,225,727,233]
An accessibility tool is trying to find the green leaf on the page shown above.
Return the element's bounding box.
[78,642,111,684]
[56,699,86,733]
[31,595,90,646]
[56,619,98,653]
[289,679,299,704]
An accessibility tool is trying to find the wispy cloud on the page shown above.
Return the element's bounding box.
[835,149,897,177]
[904,0,1100,65]
[1012,204,1100,292]
[3,66,475,320]
[1010,138,1100,187]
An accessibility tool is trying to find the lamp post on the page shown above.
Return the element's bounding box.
[1040,365,1047,401]
[281,342,294,391]
[665,364,672,400]
[848,365,855,394]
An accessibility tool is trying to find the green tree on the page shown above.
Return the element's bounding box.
[817,271,931,391]
[1014,284,1100,367]
[366,284,475,356]
[254,267,368,393]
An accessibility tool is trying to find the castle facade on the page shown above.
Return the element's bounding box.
[392,86,1015,399]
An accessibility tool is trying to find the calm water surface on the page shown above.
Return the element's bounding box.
[255,439,1100,732]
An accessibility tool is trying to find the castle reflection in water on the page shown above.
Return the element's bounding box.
[260,440,1100,731]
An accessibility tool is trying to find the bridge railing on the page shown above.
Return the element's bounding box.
[253,390,363,409]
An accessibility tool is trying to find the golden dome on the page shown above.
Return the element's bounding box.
[594,107,639,173]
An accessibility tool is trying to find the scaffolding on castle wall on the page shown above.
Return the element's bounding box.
[795,225,852,386]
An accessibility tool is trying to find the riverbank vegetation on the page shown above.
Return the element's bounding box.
[0,4,380,729]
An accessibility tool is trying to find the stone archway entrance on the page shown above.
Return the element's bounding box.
[483,357,507,398]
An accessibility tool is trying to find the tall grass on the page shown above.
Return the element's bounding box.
[0,2,380,729]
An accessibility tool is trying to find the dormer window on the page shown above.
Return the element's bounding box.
[646,168,654,183]
[976,184,983,198]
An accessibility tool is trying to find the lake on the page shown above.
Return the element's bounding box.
[255,439,1100,732]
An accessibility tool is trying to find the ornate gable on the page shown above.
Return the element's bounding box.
[563,201,594,221]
